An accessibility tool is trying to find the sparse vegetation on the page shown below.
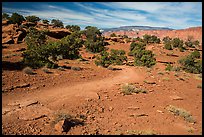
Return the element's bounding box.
[121,83,148,95]
[65,25,80,32]
[166,105,196,123]
[95,49,127,67]
[71,66,82,71]
[23,67,35,75]
[9,12,25,25]
[143,34,160,44]
[25,15,41,23]
[165,63,173,71]
[110,33,117,37]
[2,13,10,20]
[126,130,157,135]
[42,19,49,24]
[51,19,64,28]
[179,52,202,74]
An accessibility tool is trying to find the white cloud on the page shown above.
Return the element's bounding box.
[2,2,202,29]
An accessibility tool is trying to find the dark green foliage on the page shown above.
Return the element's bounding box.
[130,42,146,51]
[23,28,83,68]
[95,51,111,67]
[95,49,127,67]
[83,26,107,53]
[172,38,184,48]
[42,19,49,24]
[65,25,80,32]
[122,35,128,38]
[179,53,202,74]
[25,27,46,49]
[9,12,25,25]
[133,49,156,68]
[110,33,117,37]
[193,40,200,47]
[191,50,200,59]
[129,42,156,68]
[143,34,160,44]
[58,32,83,59]
[163,36,172,44]
[2,13,10,20]
[109,49,127,65]
[165,63,173,71]
[51,19,64,28]
[185,41,194,48]
[25,15,40,23]
[164,42,173,50]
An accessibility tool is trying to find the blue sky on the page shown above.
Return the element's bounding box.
[2,2,202,30]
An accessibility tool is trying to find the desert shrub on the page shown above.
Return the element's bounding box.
[129,42,156,67]
[129,42,146,52]
[191,50,200,59]
[122,35,128,38]
[110,33,117,37]
[84,36,106,53]
[193,40,200,47]
[42,19,49,24]
[2,13,10,20]
[165,63,173,71]
[172,38,183,48]
[95,49,127,67]
[59,31,83,59]
[71,66,82,71]
[25,27,46,49]
[65,25,80,32]
[143,34,160,44]
[163,36,172,44]
[179,54,202,74]
[25,15,40,23]
[23,67,35,75]
[164,42,173,50]
[23,28,74,68]
[166,105,196,123]
[109,49,127,65]
[185,41,194,48]
[95,50,111,67]
[51,19,64,28]
[83,26,107,53]
[9,12,25,25]
[121,83,148,95]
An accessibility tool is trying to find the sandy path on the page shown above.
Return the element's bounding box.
[3,66,143,109]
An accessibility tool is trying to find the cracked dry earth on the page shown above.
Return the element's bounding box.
[2,43,202,135]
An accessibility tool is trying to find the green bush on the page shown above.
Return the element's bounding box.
[185,41,194,48]
[129,42,156,68]
[191,50,200,59]
[51,19,64,28]
[110,33,117,37]
[2,13,10,20]
[83,26,107,53]
[95,49,127,67]
[163,36,172,44]
[179,54,202,74]
[143,34,160,44]
[193,40,200,47]
[165,63,173,71]
[164,42,173,50]
[9,12,25,25]
[42,19,49,24]
[172,38,183,48]
[23,28,83,68]
[65,25,80,32]
[25,15,40,23]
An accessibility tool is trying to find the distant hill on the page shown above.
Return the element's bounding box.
[100,26,173,32]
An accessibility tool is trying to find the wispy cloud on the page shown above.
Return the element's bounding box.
[2,2,202,29]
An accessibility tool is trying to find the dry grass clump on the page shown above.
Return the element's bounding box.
[23,67,35,75]
[166,105,196,123]
[121,83,148,95]
[126,130,157,135]
[71,66,82,71]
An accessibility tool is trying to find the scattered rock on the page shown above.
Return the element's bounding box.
[170,95,183,100]
[55,120,64,133]
[127,106,140,110]
[129,113,148,117]
[109,106,114,111]
[19,100,39,108]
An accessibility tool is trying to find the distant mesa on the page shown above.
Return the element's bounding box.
[101,25,173,33]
